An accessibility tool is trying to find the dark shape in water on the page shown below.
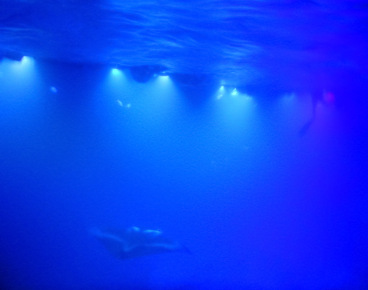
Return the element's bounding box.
[0,49,23,61]
[170,73,217,108]
[91,226,191,259]
[298,92,320,137]
[298,118,314,136]
[129,65,167,83]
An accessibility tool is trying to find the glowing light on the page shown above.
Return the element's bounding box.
[20,56,33,65]
[111,68,122,76]
[216,94,224,100]
[216,85,225,100]
[231,88,238,97]
[0,55,42,99]
[153,74,174,88]
[213,85,257,139]
[158,75,170,82]
[106,67,126,83]
[116,99,131,109]
[50,86,58,94]
[7,56,35,71]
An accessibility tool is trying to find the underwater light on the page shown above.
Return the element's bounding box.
[157,70,170,77]
[216,86,225,100]
[116,99,131,109]
[154,74,173,89]
[111,67,122,76]
[50,86,58,94]
[20,56,33,64]
[158,75,170,81]
[6,55,35,71]
[231,88,239,97]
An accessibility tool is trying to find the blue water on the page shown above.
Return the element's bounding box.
[1,1,367,289]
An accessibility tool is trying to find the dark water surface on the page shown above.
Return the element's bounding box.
[0,1,367,289]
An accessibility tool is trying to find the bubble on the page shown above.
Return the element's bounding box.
[50,86,58,94]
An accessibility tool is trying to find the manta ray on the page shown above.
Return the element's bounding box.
[91,226,190,259]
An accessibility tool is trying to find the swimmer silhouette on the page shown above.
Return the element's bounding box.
[299,90,335,136]
[91,226,191,259]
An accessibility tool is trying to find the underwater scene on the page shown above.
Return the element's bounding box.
[0,0,367,289]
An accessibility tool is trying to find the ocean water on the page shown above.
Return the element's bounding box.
[0,1,367,289]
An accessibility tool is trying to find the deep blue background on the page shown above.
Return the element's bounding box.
[0,57,366,289]
[0,1,367,289]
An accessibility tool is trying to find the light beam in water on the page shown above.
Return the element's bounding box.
[111,67,123,77]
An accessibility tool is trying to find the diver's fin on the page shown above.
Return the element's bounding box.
[90,228,127,258]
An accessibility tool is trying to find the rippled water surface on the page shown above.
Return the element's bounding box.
[1,1,367,84]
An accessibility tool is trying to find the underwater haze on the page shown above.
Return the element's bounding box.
[0,0,367,289]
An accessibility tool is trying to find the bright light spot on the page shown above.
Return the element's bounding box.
[20,56,33,65]
[103,67,127,95]
[50,86,58,94]
[216,85,225,100]
[111,68,123,76]
[0,55,42,99]
[217,93,224,100]
[8,56,35,71]
[158,75,170,82]
[153,74,174,89]
[231,88,238,97]
[116,99,131,109]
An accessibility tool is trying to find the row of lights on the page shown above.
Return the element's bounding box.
[110,67,252,101]
[1,54,252,101]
